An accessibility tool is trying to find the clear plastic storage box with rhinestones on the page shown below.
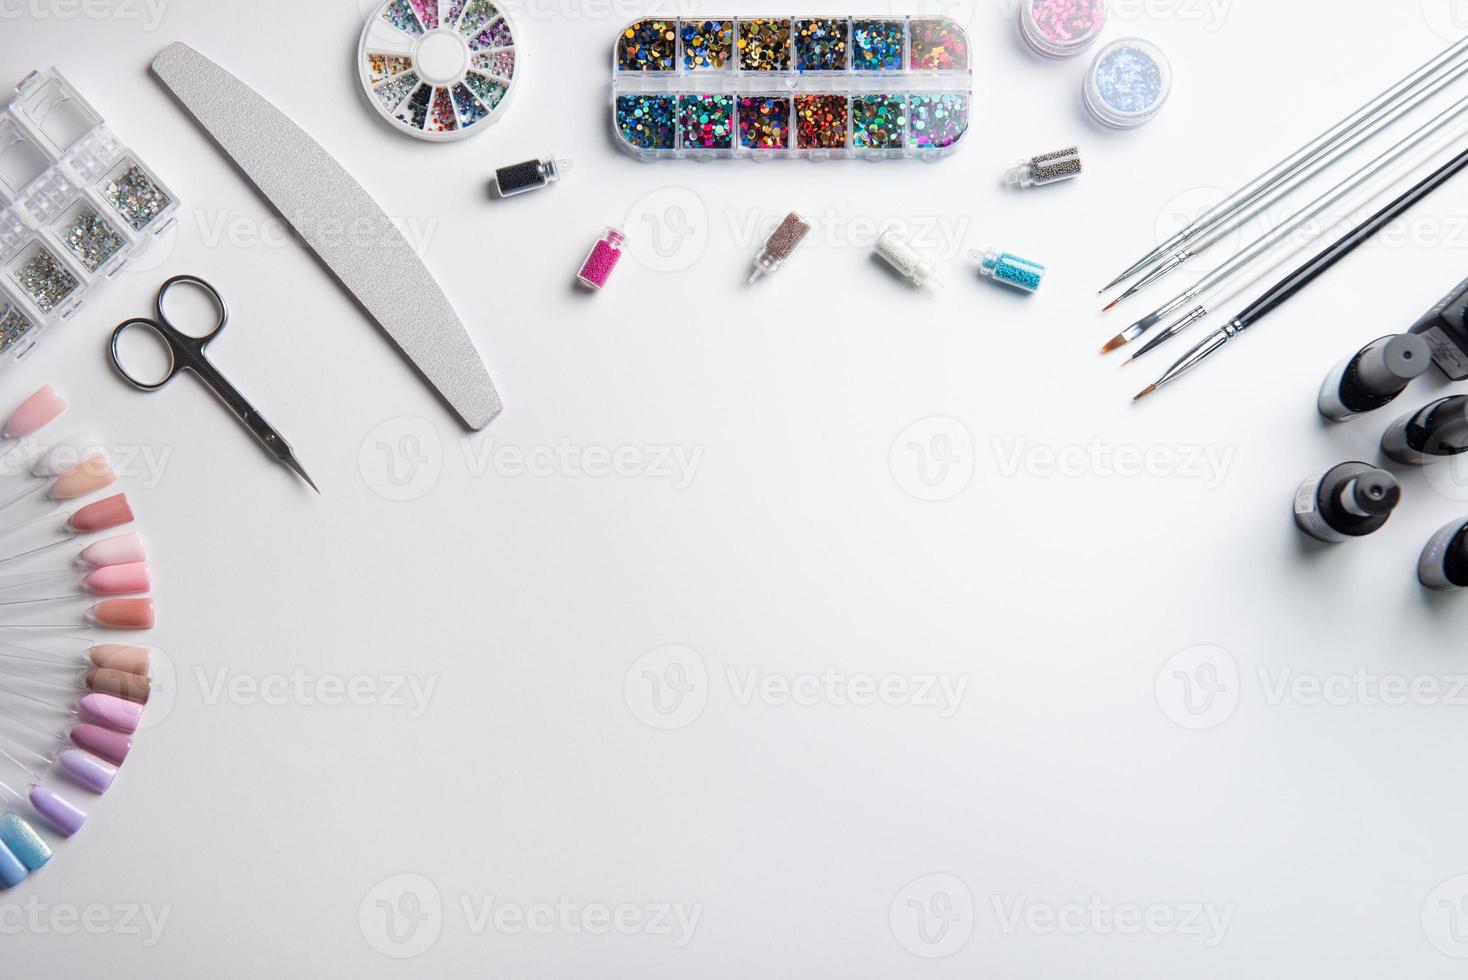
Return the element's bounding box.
[611,16,973,161]
[0,69,177,367]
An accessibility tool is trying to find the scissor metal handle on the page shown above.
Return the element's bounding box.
[109,275,228,392]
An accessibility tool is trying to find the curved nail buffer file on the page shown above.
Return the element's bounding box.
[150,42,502,431]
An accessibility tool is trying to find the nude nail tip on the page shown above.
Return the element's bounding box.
[33,431,104,478]
[88,644,151,676]
[50,460,115,500]
[79,692,143,733]
[79,532,147,568]
[58,750,117,794]
[90,598,154,630]
[28,786,85,837]
[4,386,66,439]
[70,724,131,766]
[0,812,52,869]
[69,493,134,533]
[85,668,151,705]
[84,562,150,595]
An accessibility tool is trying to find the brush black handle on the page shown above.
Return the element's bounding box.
[1235,144,1468,330]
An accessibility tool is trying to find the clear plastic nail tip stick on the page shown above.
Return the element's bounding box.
[1293,461,1401,544]
[874,229,942,289]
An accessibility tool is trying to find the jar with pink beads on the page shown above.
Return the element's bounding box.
[1019,0,1107,59]
[576,227,626,290]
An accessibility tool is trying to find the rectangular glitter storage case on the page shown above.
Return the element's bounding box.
[611,16,972,160]
[0,69,178,366]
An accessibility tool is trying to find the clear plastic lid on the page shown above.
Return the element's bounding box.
[1084,38,1173,130]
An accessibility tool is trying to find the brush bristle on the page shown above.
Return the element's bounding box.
[1100,334,1128,354]
[1102,299,1120,313]
[1133,385,1156,401]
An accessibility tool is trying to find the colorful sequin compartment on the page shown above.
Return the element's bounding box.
[610,16,970,160]
[357,0,519,143]
[852,20,905,71]
[852,95,905,148]
[795,19,848,72]
[739,19,792,71]
[909,94,968,148]
[738,97,790,149]
[910,19,969,70]
[679,94,733,149]
[795,94,848,149]
[680,20,734,70]
[618,20,676,70]
[617,95,676,149]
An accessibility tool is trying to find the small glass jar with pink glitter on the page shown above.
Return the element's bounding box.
[576,227,626,290]
[1019,0,1107,59]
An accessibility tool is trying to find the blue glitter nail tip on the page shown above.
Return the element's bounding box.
[616,94,676,148]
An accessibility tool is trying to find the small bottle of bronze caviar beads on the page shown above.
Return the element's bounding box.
[970,248,1045,294]
[1005,147,1082,189]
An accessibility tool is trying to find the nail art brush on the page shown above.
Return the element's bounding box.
[1104,54,1468,309]
[1135,141,1468,401]
[1108,99,1468,352]
[0,387,67,469]
[1099,33,1468,293]
[0,493,135,565]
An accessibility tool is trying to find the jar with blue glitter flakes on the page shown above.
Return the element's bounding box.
[971,248,1045,293]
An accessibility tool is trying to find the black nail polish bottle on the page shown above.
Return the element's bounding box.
[1294,462,1401,543]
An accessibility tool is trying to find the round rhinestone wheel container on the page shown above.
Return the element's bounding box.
[358,0,519,142]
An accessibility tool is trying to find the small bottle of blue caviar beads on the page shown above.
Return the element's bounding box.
[970,248,1045,294]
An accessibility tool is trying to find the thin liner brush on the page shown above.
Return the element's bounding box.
[1103,52,1468,310]
[1100,33,1468,293]
[1135,142,1468,400]
[1106,97,1468,351]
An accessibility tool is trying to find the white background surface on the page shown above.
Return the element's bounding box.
[6,0,1468,975]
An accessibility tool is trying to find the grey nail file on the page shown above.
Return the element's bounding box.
[150,42,502,431]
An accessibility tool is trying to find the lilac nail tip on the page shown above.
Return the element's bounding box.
[59,749,117,794]
[28,786,85,838]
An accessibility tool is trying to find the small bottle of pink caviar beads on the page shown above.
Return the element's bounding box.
[576,227,626,290]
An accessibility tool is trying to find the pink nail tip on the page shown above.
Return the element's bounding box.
[28,786,85,837]
[79,532,147,567]
[3,385,66,439]
[85,562,150,596]
[88,644,151,676]
[69,493,133,533]
[91,597,154,629]
[59,750,117,793]
[79,693,143,734]
[50,459,115,500]
[70,724,131,766]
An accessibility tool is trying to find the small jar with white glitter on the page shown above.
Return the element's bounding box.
[1084,38,1173,129]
